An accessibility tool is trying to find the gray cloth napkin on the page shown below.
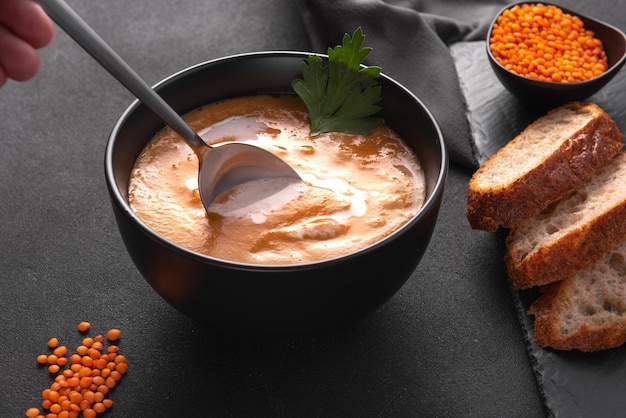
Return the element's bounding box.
[296,0,511,170]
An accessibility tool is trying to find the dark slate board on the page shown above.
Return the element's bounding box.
[452,39,626,418]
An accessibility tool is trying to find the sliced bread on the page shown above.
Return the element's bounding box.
[528,240,626,352]
[505,151,626,289]
[467,102,623,231]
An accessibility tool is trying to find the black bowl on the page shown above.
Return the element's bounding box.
[487,1,626,107]
[105,51,448,339]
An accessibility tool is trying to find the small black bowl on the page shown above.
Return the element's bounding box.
[104,51,448,339]
[486,1,626,107]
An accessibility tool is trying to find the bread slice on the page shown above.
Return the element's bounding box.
[528,240,626,352]
[467,102,623,231]
[505,151,626,289]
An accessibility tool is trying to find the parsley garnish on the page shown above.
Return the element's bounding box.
[292,27,383,136]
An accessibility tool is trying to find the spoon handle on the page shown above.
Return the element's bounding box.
[37,0,209,152]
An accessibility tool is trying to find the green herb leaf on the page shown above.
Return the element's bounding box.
[292,27,383,136]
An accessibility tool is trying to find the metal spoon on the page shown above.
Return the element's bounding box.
[38,0,301,209]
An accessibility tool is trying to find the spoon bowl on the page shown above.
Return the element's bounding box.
[38,0,300,208]
[197,142,303,202]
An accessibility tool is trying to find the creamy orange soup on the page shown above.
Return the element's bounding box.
[128,95,426,264]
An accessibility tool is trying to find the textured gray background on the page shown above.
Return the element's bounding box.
[2,0,624,416]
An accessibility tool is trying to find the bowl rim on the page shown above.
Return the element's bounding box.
[105,50,449,271]
[486,0,626,87]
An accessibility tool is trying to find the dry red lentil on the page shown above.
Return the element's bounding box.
[106,329,121,342]
[26,324,127,418]
[489,3,608,82]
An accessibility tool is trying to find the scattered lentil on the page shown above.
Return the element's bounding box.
[489,3,608,82]
[54,346,68,357]
[106,329,121,342]
[25,324,127,418]
[25,407,40,418]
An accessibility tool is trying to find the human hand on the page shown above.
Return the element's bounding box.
[0,0,55,87]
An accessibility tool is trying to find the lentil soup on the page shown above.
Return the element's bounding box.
[128,94,426,264]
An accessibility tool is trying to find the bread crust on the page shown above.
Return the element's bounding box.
[505,202,626,288]
[467,102,623,231]
[529,265,626,352]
